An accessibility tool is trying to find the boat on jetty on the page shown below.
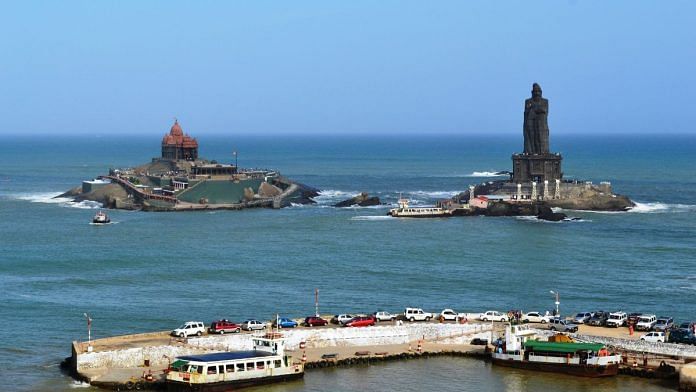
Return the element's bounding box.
[491,324,621,377]
[166,332,303,391]
[388,197,454,218]
[91,210,111,224]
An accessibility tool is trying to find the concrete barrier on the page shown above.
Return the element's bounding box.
[75,323,489,372]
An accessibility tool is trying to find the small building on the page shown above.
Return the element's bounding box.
[470,196,489,209]
[192,163,237,177]
[161,120,199,161]
[82,179,110,193]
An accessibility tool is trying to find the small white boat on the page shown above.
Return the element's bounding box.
[388,198,452,218]
[166,332,303,391]
[92,210,111,224]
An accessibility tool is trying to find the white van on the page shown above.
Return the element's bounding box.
[606,312,627,328]
[636,314,657,331]
[171,321,206,337]
[404,308,433,322]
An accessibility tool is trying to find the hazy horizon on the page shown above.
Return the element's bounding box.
[1,1,694,136]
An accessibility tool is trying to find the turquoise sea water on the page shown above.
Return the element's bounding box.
[1,134,694,391]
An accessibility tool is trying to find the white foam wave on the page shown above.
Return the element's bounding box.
[11,192,103,209]
[69,381,91,388]
[467,171,508,177]
[628,202,696,214]
[406,190,464,199]
[515,216,589,223]
[350,215,393,221]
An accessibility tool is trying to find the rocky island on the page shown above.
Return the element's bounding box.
[59,120,319,211]
[449,83,634,220]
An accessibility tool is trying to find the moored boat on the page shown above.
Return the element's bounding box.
[388,198,453,218]
[92,210,110,224]
[491,324,621,377]
[166,332,303,391]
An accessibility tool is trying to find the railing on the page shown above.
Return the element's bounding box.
[99,175,177,203]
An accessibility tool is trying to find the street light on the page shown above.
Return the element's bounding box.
[83,313,92,351]
[549,290,560,316]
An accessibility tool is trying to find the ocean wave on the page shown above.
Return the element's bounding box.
[467,171,508,177]
[11,192,103,209]
[628,202,696,214]
[350,215,393,221]
[515,216,589,223]
[313,189,358,204]
[405,190,464,199]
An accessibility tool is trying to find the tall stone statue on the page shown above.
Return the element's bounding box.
[523,83,550,154]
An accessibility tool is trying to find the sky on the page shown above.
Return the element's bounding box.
[1,1,694,136]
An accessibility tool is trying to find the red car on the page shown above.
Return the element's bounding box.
[304,316,328,327]
[345,316,375,327]
[208,319,241,334]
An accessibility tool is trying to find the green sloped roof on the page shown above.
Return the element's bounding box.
[170,360,189,369]
[524,340,605,353]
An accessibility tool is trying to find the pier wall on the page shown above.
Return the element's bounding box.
[75,324,489,372]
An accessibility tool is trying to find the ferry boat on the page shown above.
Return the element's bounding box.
[388,198,453,218]
[491,324,621,377]
[92,210,110,224]
[166,332,303,391]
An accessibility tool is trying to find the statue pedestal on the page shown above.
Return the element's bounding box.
[512,153,562,183]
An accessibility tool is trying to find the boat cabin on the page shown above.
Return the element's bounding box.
[167,333,302,387]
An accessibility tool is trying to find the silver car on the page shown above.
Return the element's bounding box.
[573,312,593,324]
[241,319,267,331]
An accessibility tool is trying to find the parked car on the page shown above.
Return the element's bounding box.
[606,312,627,328]
[548,318,579,333]
[171,321,206,338]
[573,312,594,324]
[272,318,298,329]
[345,316,376,327]
[440,309,467,321]
[241,319,267,331]
[678,322,695,331]
[635,314,657,331]
[404,308,433,322]
[668,329,696,345]
[208,319,241,334]
[653,317,674,332]
[479,311,509,322]
[373,311,396,322]
[640,331,665,343]
[331,314,355,325]
[587,311,609,327]
[521,311,550,324]
[627,312,643,327]
[304,316,329,327]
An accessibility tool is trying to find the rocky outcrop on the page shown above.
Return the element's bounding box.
[536,205,567,221]
[483,201,567,221]
[257,182,282,198]
[545,194,634,211]
[334,192,381,208]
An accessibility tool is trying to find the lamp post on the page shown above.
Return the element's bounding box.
[233,151,238,171]
[83,313,92,351]
[549,290,560,317]
[315,288,319,317]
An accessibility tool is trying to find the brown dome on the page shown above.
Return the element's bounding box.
[170,120,183,136]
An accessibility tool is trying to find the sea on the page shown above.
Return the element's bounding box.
[1,133,694,391]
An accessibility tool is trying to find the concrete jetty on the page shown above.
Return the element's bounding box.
[64,319,694,390]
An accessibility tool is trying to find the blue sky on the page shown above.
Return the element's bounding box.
[1,1,694,135]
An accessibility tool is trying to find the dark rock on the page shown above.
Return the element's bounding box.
[536,205,567,221]
[334,192,381,208]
